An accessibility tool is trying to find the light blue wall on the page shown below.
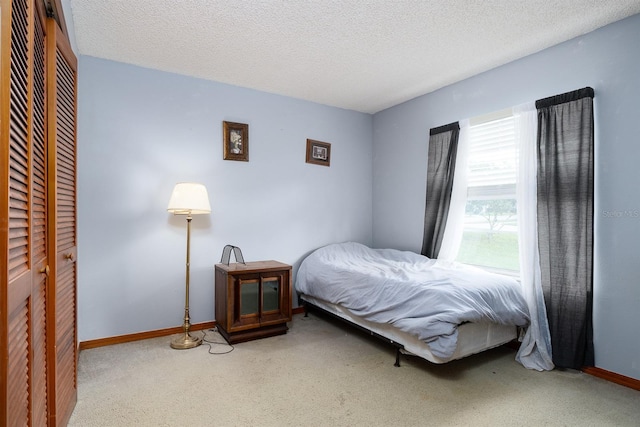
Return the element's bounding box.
[372,14,640,380]
[77,57,373,341]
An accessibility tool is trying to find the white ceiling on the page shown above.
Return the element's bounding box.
[67,1,640,114]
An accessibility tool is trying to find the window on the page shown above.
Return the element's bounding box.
[456,114,520,274]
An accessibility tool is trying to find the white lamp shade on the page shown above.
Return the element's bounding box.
[167,182,211,215]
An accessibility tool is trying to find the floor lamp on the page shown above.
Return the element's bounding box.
[167,182,211,349]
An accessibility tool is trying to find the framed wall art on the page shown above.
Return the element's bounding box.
[305,139,331,167]
[223,121,249,161]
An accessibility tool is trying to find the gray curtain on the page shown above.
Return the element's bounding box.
[422,122,460,258]
[536,87,595,369]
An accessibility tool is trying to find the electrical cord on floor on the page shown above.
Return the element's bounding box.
[200,327,234,355]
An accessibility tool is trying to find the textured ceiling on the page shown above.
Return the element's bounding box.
[68,1,640,114]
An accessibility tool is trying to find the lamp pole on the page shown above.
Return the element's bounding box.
[171,213,203,349]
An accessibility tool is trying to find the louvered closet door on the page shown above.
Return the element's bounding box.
[1,0,49,425]
[31,6,49,426]
[46,16,78,427]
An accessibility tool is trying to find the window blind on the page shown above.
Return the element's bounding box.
[467,116,517,195]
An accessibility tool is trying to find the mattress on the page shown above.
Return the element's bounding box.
[301,294,517,364]
[296,242,528,359]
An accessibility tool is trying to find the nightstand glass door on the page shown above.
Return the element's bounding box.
[240,280,259,316]
[262,278,280,312]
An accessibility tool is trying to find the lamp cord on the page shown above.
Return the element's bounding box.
[200,328,234,355]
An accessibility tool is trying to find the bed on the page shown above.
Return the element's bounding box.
[295,242,529,366]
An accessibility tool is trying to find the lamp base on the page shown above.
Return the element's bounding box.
[170,333,203,350]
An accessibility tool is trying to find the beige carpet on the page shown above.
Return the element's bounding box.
[69,313,639,426]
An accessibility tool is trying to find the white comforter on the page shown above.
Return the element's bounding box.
[296,242,529,359]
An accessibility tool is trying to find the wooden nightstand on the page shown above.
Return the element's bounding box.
[215,260,292,344]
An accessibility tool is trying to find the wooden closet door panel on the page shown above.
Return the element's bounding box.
[46,16,77,427]
[31,4,49,426]
[2,0,40,424]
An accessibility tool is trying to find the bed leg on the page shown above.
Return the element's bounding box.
[394,348,401,367]
[304,303,309,317]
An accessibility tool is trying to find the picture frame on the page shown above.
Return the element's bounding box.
[305,139,331,167]
[223,121,249,161]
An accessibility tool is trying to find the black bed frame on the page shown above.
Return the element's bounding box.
[301,297,405,367]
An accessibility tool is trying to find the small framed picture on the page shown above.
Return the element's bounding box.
[223,121,249,161]
[306,139,331,167]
